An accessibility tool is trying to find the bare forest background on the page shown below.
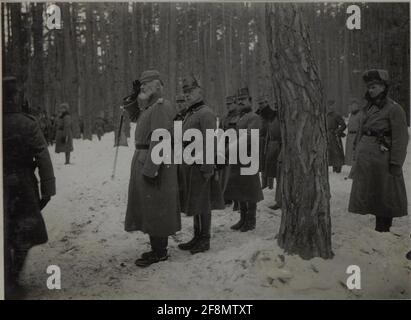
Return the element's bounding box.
[1,2,410,139]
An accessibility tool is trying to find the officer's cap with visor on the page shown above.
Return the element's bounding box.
[175,94,186,103]
[140,69,163,85]
[362,69,389,87]
[237,87,251,101]
[225,95,236,105]
[182,75,201,94]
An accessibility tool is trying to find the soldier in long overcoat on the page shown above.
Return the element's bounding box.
[349,69,408,232]
[224,88,264,232]
[177,75,224,254]
[124,70,181,267]
[257,97,282,210]
[55,103,74,164]
[345,98,362,166]
[326,100,347,173]
[220,95,240,209]
[3,76,56,299]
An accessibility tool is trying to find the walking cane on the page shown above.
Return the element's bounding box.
[111,107,125,180]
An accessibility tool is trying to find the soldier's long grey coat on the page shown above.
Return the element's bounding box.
[55,113,74,153]
[179,102,225,216]
[348,97,408,218]
[345,110,362,166]
[4,105,56,250]
[125,98,181,237]
[224,109,264,203]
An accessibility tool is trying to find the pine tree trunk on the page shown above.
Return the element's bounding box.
[266,3,333,260]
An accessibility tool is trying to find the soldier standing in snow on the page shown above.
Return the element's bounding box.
[220,95,240,210]
[348,69,408,232]
[224,88,264,232]
[326,100,347,173]
[124,70,181,267]
[55,103,74,165]
[3,76,56,299]
[177,75,224,254]
[256,96,281,210]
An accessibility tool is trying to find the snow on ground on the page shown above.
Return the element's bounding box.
[22,125,411,299]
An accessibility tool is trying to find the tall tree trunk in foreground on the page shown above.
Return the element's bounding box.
[265,3,333,260]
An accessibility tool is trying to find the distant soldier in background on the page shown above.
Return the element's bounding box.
[3,76,56,299]
[178,75,224,254]
[220,95,240,210]
[48,114,56,146]
[349,69,408,232]
[224,87,264,232]
[55,103,74,165]
[257,96,282,211]
[326,100,347,173]
[124,70,181,267]
[94,116,105,141]
[345,98,361,167]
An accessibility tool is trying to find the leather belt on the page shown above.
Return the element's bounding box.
[362,130,391,137]
[135,144,149,150]
[348,130,357,134]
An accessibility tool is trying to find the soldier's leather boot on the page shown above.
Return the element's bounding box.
[240,203,256,232]
[232,201,239,211]
[268,177,274,189]
[231,208,246,230]
[135,251,168,267]
[178,215,201,250]
[190,211,211,255]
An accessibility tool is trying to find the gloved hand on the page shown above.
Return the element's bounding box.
[389,164,402,177]
[132,80,141,96]
[39,196,51,210]
[143,172,159,187]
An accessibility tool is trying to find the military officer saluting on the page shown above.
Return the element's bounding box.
[224,88,264,232]
[3,76,56,299]
[349,69,408,232]
[124,70,181,267]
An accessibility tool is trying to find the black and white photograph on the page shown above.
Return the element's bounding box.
[1,0,410,302]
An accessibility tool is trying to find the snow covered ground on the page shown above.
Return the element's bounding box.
[22,125,411,299]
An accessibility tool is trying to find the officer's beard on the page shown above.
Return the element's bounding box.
[138,91,150,101]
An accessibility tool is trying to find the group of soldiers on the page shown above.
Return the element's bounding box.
[2,67,409,298]
[122,70,283,267]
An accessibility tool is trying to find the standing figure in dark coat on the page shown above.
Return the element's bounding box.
[224,88,264,232]
[349,69,408,232]
[55,103,74,164]
[48,114,56,146]
[220,95,240,210]
[345,98,362,166]
[94,117,105,141]
[178,75,224,254]
[256,96,282,210]
[326,100,347,173]
[3,76,56,299]
[124,70,181,267]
